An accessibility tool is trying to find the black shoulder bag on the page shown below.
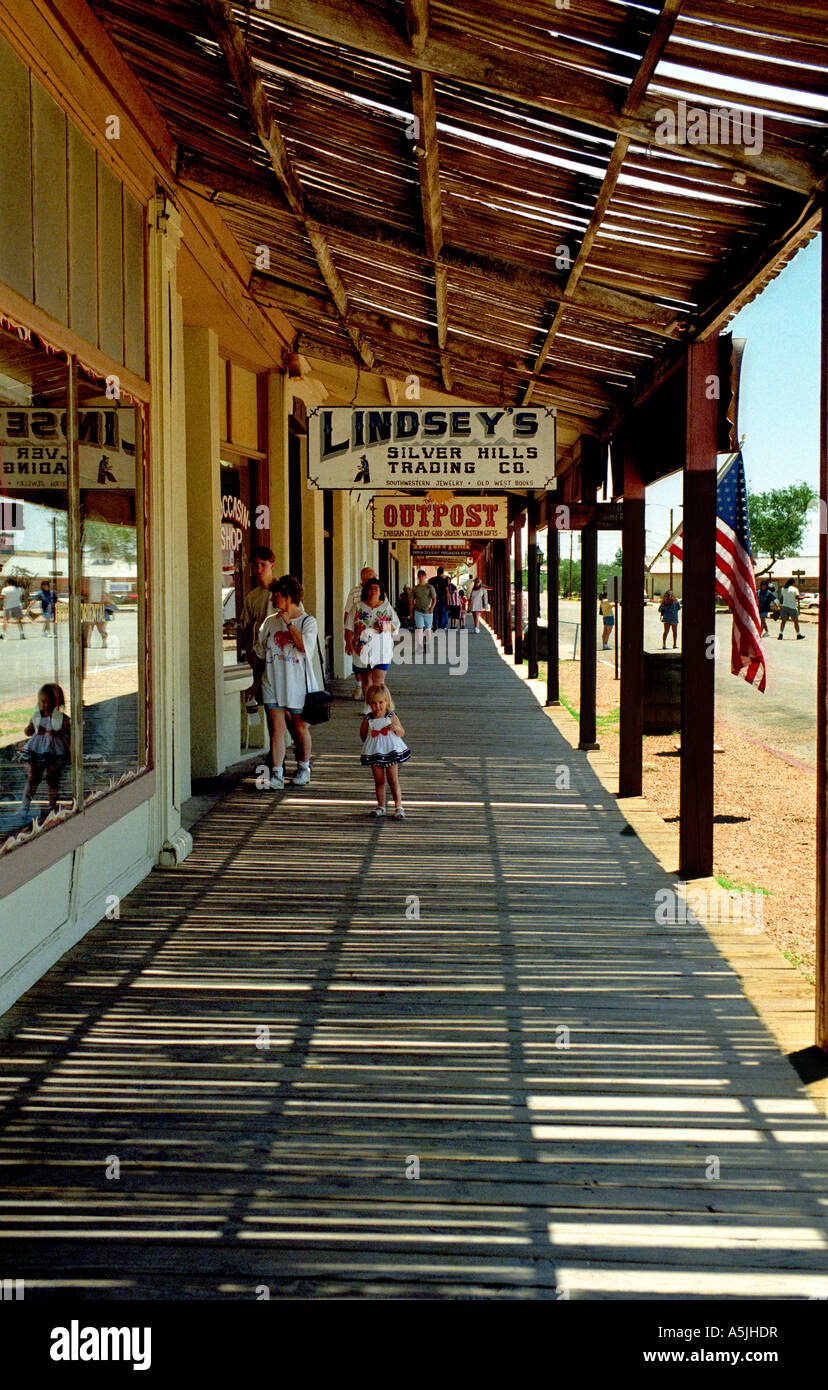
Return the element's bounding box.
[300,619,334,725]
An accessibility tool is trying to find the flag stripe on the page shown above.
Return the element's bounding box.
[663,454,766,693]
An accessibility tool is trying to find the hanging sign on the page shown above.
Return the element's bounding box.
[0,407,135,490]
[373,495,507,540]
[552,501,624,530]
[410,548,472,566]
[308,406,556,490]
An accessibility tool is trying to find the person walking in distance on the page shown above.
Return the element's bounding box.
[599,590,614,650]
[360,682,410,819]
[447,579,461,630]
[252,575,318,790]
[431,566,450,631]
[1,578,26,638]
[468,577,488,633]
[757,578,774,637]
[345,566,376,699]
[778,579,805,640]
[412,568,436,652]
[38,579,56,637]
[658,589,681,649]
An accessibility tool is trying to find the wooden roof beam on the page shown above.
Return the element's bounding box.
[522,0,686,404]
[200,0,375,369]
[403,0,429,54]
[175,149,681,336]
[405,2,453,394]
[249,0,821,195]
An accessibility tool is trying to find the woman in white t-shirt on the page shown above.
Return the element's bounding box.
[346,578,400,713]
[253,575,319,790]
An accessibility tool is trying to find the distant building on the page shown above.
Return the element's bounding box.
[646,550,818,601]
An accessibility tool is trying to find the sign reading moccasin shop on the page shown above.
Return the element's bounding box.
[308,406,556,490]
[0,407,136,489]
[373,495,507,540]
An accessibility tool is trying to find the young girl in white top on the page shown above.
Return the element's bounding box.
[360,682,410,819]
[21,682,70,820]
[252,575,318,790]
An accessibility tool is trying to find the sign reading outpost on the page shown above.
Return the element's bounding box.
[308,407,556,490]
[0,408,136,490]
[373,495,507,540]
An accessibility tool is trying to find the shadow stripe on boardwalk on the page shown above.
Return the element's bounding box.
[1,628,828,1298]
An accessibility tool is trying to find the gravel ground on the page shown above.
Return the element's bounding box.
[555,657,817,980]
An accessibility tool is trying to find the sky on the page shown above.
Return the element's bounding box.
[633,233,822,566]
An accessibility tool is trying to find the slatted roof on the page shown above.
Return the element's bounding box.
[89,0,827,471]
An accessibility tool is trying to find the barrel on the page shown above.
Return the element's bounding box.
[643,651,682,733]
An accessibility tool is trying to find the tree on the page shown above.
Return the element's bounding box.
[748,483,816,575]
[55,517,137,565]
[613,546,623,567]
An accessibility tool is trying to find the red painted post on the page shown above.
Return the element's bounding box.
[817,230,828,1050]
[679,337,719,879]
[619,436,646,797]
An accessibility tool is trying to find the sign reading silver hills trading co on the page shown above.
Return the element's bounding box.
[307,406,556,490]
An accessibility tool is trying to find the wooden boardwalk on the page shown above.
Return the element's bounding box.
[2,627,828,1299]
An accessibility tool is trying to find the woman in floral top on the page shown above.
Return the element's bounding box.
[345,578,400,713]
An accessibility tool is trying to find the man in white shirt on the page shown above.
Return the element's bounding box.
[1,581,26,639]
[778,580,804,640]
[344,566,376,698]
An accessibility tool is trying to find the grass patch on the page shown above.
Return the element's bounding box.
[783,948,815,984]
[715,874,772,896]
[0,708,32,728]
[559,693,578,722]
[596,707,620,731]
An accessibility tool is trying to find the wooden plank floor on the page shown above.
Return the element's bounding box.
[2,626,828,1299]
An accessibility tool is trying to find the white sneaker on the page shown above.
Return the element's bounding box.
[291,764,311,786]
[270,770,285,790]
[371,806,386,817]
[393,807,406,820]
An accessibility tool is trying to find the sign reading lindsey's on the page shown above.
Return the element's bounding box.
[0,407,136,490]
[308,407,556,490]
[373,495,507,540]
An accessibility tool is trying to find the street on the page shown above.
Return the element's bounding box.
[555,598,817,767]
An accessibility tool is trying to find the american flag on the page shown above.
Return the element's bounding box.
[667,452,766,692]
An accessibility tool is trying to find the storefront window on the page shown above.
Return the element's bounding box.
[77,368,145,803]
[0,321,149,851]
[220,455,255,667]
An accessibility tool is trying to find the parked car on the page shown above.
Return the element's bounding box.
[800,593,819,611]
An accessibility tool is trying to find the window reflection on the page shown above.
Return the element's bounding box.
[77,373,143,801]
[0,327,75,840]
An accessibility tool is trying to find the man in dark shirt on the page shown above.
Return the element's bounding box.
[431,566,450,630]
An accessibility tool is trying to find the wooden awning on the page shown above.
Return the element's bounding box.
[89,0,827,479]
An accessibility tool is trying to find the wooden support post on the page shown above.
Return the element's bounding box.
[514,512,524,664]
[502,534,514,655]
[619,437,645,796]
[527,500,539,679]
[546,520,560,704]
[679,336,719,880]
[817,229,828,1051]
[378,538,390,594]
[579,522,599,749]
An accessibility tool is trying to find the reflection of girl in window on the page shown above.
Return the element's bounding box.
[20,683,70,822]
